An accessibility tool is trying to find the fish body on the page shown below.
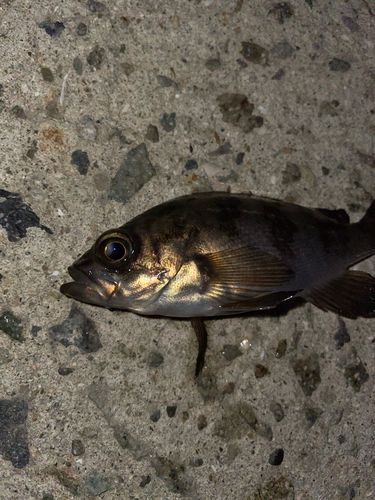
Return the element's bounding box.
[61,192,375,320]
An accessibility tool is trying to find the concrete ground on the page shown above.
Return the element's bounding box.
[0,0,374,498]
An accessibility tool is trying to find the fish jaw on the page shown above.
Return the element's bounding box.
[60,265,120,308]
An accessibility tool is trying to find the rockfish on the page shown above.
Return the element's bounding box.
[61,192,375,375]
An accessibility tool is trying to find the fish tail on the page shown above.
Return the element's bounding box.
[301,199,375,319]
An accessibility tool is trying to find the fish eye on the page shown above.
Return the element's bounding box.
[104,241,127,261]
[96,231,132,264]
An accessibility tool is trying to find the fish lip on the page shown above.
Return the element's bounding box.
[67,265,91,283]
[61,265,118,306]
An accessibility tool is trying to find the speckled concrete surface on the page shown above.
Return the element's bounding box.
[0,0,375,499]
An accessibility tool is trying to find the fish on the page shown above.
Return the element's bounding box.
[61,192,375,375]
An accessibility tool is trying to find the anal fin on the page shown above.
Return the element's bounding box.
[302,271,375,319]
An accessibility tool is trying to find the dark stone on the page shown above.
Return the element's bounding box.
[338,434,346,444]
[71,150,90,175]
[269,3,294,24]
[0,349,12,365]
[271,41,294,59]
[73,57,83,75]
[322,166,330,176]
[282,163,301,184]
[147,351,164,367]
[334,317,350,349]
[41,67,54,82]
[42,494,55,500]
[31,325,41,337]
[58,367,74,376]
[145,124,159,143]
[167,406,177,418]
[222,344,242,362]
[156,75,177,88]
[254,364,269,378]
[342,16,359,32]
[208,142,232,156]
[236,59,248,68]
[197,414,207,430]
[269,448,284,465]
[272,68,285,80]
[0,311,24,341]
[0,84,4,97]
[270,401,285,422]
[49,303,102,354]
[10,105,27,119]
[45,466,79,494]
[235,152,245,165]
[150,410,161,422]
[87,46,105,69]
[189,458,203,467]
[318,101,339,117]
[292,355,321,396]
[238,404,273,441]
[45,101,61,119]
[121,62,135,76]
[118,343,136,358]
[0,398,29,468]
[182,411,189,421]
[205,58,221,71]
[329,58,351,72]
[185,159,198,170]
[275,339,287,358]
[159,112,176,132]
[71,439,85,456]
[109,143,156,203]
[304,407,323,428]
[196,372,219,403]
[255,476,295,499]
[140,475,151,487]
[87,0,106,12]
[26,142,38,159]
[240,42,269,65]
[39,21,65,38]
[344,361,369,392]
[85,471,112,496]
[150,456,194,496]
[356,151,375,169]
[217,170,239,183]
[217,93,263,133]
[77,22,87,36]
[77,115,97,141]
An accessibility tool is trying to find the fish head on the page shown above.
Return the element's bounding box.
[60,227,182,313]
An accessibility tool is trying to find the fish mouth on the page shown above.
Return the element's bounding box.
[60,266,118,307]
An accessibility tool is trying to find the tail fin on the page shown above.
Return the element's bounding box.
[303,270,375,319]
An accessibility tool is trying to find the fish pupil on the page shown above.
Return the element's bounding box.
[105,241,126,261]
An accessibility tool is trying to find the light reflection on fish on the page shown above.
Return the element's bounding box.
[61,192,375,375]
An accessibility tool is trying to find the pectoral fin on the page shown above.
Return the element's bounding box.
[198,246,294,304]
[302,270,375,319]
